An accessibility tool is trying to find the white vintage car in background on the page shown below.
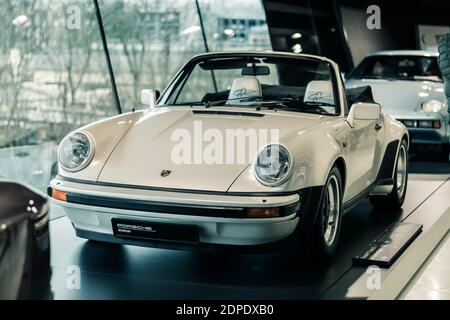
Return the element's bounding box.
[346,50,449,157]
[49,52,409,258]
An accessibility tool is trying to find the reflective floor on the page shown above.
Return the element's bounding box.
[46,150,450,300]
[402,232,450,300]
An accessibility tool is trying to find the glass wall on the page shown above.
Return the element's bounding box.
[99,0,271,111]
[0,0,116,191]
[198,0,271,51]
[0,0,271,192]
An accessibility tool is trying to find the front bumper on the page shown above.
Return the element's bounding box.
[49,177,301,249]
[393,114,448,145]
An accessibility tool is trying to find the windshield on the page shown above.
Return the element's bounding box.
[349,55,443,82]
[160,55,338,115]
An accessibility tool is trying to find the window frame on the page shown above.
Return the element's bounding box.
[158,52,342,116]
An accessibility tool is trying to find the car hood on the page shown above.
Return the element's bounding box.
[346,79,445,114]
[98,107,322,192]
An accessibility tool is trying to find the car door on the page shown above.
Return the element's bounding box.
[343,111,383,201]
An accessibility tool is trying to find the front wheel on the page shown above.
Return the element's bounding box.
[369,139,408,210]
[311,166,343,260]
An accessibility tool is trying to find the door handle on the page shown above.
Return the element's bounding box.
[375,123,382,131]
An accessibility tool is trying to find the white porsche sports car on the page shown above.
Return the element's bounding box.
[346,50,448,156]
[49,51,409,258]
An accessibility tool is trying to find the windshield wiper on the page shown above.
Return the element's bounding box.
[173,97,261,108]
[256,99,334,115]
[300,104,334,115]
[291,100,336,115]
[255,100,290,111]
[172,101,210,107]
[172,99,334,115]
[304,101,336,108]
[208,96,261,106]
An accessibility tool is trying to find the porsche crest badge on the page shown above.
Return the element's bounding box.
[160,170,172,177]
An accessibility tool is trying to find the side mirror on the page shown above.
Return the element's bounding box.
[141,89,160,110]
[347,102,381,127]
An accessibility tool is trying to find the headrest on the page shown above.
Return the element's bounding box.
[303,80,334,105]
[226,76,262,105]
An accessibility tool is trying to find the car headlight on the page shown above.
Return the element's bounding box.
[254,144,292,186]
[421,99,443,113]
[58,132,94,172]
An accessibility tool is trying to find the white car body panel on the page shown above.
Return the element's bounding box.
[98,107,323,192]
[58,111,145,182]
[50,51,408,247]
[346,50,448,146]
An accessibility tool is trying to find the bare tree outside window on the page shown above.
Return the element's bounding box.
[0,0,271,192]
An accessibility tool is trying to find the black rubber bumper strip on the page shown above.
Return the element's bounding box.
[52,190,300,219]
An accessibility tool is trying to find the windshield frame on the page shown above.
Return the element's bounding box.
[157,52,342,116]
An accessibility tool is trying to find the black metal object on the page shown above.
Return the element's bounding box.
[194,0,210,52]
[353,222,422,268]
[194,0,218,93]
[93,0,122,114]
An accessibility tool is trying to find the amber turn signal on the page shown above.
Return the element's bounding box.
[52,188,67,202]
[246,207,280,218]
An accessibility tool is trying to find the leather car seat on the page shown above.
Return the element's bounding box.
[303,80,334,105]
[226,76,262,105]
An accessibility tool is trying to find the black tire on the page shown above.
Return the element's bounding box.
[369,140,408,210]
[311,166,343,260]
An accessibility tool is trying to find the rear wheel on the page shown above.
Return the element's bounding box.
[311,166,343,260]
[369,140,408,210]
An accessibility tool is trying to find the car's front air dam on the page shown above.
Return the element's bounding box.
[49,177,301,247]
[56,199,299,246]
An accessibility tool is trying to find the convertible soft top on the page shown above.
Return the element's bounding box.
[201,84,376,107]
[346,85,376,105]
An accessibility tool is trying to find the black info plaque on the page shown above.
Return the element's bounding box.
[353,222,422,268]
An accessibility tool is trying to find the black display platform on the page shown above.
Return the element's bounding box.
[42,172,449,300]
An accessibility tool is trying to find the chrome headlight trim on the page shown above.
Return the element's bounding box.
[254,144,293,187]
[58,131,95,172]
